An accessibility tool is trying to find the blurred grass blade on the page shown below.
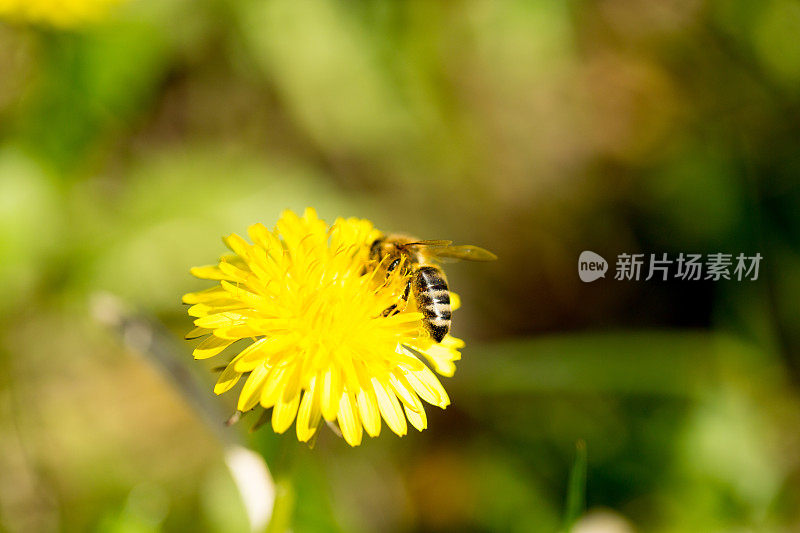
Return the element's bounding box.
[91,292,276,532]
[90,292,235,443]
[562,440,587,532]
[264,477,295,533]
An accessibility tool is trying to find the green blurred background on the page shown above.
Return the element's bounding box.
[2,0,800,531]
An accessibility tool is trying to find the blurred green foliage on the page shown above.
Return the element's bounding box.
[2,0,800,531]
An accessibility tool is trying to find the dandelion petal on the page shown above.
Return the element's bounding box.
[272,392,301,434]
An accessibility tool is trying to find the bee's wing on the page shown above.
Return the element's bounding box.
[427,245,497,262]
[405,240,453,247]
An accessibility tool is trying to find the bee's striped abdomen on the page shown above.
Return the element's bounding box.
[413,266,451,342]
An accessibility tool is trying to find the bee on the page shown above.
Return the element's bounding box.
[368,234,497,342]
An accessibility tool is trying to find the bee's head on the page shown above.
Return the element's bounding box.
[369,237,385,262]
[369,234,415,263]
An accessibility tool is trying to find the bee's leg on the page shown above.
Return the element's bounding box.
[381,259,411,316]
[382,280,410,316]
[371,257,401,292]
[362,238,385,275]
[386,258,401,274]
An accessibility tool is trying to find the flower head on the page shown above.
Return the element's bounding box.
[183,208,464,446]
[0,0,124,27]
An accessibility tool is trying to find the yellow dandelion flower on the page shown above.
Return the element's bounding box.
[0,0,124,28]
[183,208,465,446]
